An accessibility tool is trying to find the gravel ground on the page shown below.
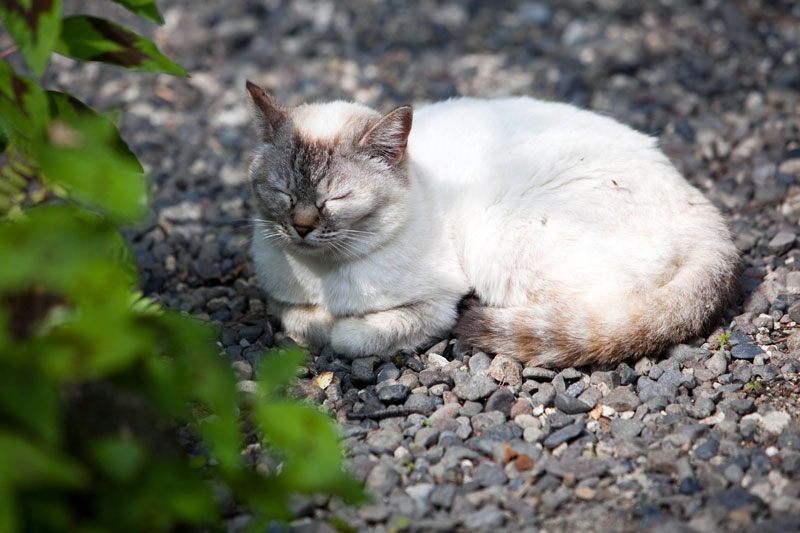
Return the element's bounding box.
[45,1,800,531]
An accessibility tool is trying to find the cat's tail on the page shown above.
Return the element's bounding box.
[455,250,739,368]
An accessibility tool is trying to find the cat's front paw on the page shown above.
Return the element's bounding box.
[330,317,387,359]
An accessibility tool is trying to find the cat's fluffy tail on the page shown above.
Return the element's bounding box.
[455,252,739,368]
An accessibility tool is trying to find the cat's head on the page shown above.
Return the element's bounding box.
[245,81,413,259]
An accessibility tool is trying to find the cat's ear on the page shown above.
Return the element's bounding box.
[246,80,286,142]
[358,105,413,165]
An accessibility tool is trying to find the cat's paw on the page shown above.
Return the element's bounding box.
[280,304,334,351]
[330,317,387,358]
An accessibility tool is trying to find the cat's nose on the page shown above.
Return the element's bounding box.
[290,210,319,238]
[292,223,314,238]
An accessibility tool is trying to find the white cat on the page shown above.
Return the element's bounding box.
[245,81,738,368]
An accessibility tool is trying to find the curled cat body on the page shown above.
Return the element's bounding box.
[245,81,738,368]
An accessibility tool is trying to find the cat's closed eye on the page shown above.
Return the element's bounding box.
[270,188,295,207]
[319,192,352,209]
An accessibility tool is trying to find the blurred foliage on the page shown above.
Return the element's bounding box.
[0,2,363,532]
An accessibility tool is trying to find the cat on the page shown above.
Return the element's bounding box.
[245,81,738,368]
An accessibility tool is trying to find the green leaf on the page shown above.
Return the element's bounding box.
[0,59,49,138]
[255,401,364,502]
[33,112,148,221]
[0,481,17,533]
[90,436,146,482]
[0,0,62,76]
[257,346,307,397]
[0,430,88,489]
[55,15,187,76]
[111,0,164,24]
[46,90,143,173]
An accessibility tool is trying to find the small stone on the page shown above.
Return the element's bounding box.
[377,384,409,404]
[522,366,556,380]
[429,483,456,508]
[610,418,644,439]
[366,462,400,496]
[731,342,763,360]
[554,393,592,414]
[231,360,253,380]
[768,230,796,254]
[751,364,779,381]
[778,431,800,450]
[732,363,753,383]
[637,376,677,402]
[487,354,522,385]
[468,352,492,374]
[453,374,498,401]
[575,486,595,500]
[404,394,441,416]
[523,427,545,443]
[722,463,745,484]
[679,477,702,494]
[560,367,583,381]
[728,398,755,415]
[351,357,377,386]
[459,401,483,417]
[427,353,449,367]
[472,411,506,434]
[463,506,504,531]
[484,387,515,416]
[376,363,400,382]
[366,429,402,452]
[472,462,508,486]
[405,483,434,507]
[603,386,641,411]
[531,383,556,407]
[704,351,728,377]
[415,427,440,448]
[761,411,791,434]
[617,363,637,385]
[565,379,585,397]
[543,423,583,449]
[509,399,533,418]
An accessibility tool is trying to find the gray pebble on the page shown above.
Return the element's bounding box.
[377,384,409,404]
[531,383,556,407]
[694,438,719,460]
[366,462,400,496]
[704,351,728,377]
[484,387,515,416]
[351,357,377,386]
[468,352,492,374]
[543,423,583,449]
[637,376,678,402]
[429,483,456,509]
[414,427,440,448]
[376,362,400,382]
[453,373,498,401]
[366,429,402,452]
[768,230,796,254]
[731,342,762,360]
[463,505,504,531]
[603,386,641,411]
[471,411,506,434]
[610,418,644,439]
[554,392,592,414]
[522,367,556,380]
[459,401,483,417]
[404,393,441,416]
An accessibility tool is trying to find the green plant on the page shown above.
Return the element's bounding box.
[717,332,731,352]
[0,2,363,532]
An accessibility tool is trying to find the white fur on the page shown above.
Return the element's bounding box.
[252,97,737,361]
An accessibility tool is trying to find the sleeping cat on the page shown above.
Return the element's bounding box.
[245,81,738,368]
